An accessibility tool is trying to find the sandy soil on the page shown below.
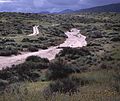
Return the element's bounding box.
[59,29,87,48]
[0,28,87,69]
[28,25,39,36]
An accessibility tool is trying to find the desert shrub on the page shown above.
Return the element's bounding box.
[0,49,18,56]
[14,61,49,72]
[0,45,19,56]
[87,41,101,46]
[28,46,38,52]
[0,56,50,83]
[57,47,91,57]
[0,60,50,83]
[9,62,41,82]
[60,23,75,31]
[99,63,108,69]
[0,79,9,91]
[1,38,15,43]
[38,37,48,41]
[22,38,30,42]
[43,27,67,38]
[26,56,49,63]
[45,75,90,94]
[102,54,114,61]
[111,37,120,42]
[45,76,80,94]
[108,32,119,35]
[17,29,23,34]
[90,31,103,38]
[39,45,48,49]
[0,70,13,80]
[46,60,77,80]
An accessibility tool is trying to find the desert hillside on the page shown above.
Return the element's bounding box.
[0,11,120,101]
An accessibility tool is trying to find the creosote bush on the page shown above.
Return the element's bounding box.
[26,56,49,63]
[0,49,18,56]
[48,77,80,94]
[57,47,91,57]
[28,46,39,52]
[44,75,90,94]
[0,56,50,84]
[46,60,78,80]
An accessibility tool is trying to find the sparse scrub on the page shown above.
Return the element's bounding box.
[46,60,80,80]
[26,56,49,63]
[0,49,18,56]
[46,77,80,94]
[28,46,39,52]
[0,12,120,101]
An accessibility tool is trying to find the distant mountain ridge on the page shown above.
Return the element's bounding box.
[76,3,120,13]
[39,11,50,14]
[38,3,120,14]
[59,9,74,14]
[39,9,74,14]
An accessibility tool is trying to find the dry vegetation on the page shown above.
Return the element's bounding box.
[0,12,120,101]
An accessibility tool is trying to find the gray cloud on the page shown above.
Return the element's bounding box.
[0,0,119,12]
[48,0,80,5]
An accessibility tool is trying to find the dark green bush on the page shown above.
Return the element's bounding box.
[56,47,91,59]
[28,46,38,52]
[111,37,120,42]
[49,78,79,93]
[0,60,50,83]
[0,49,18,56]
[46,60,77,80]
[26,56,49,63]
[0,79,9,91]
[22,38,30,42]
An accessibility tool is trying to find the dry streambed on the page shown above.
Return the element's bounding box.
[0,28,87,69]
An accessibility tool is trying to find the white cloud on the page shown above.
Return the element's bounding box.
[33,0,49,7]
[0,0,13,3]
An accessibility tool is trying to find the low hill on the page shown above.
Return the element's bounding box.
[59,9,74,14]
[76,3,120,13]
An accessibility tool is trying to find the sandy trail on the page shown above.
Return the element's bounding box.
[0,28,87,69]
[59,29,87,48]
[0,47,62,69]
[28,25,39,36]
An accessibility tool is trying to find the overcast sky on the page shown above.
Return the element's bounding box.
[0,0,120,12]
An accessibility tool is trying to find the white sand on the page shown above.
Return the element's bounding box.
[59,29,87,48]
[0,28,87,69]
[28,25,39,36]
